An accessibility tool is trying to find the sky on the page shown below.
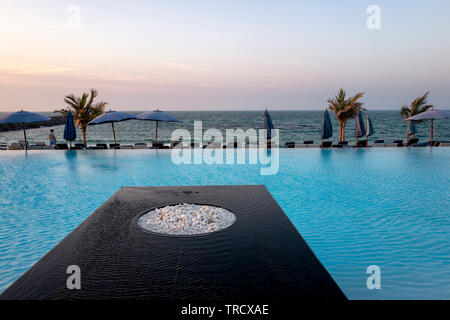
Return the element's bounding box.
[0,0,449,111]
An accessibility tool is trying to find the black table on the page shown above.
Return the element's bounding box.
[1,185,346,300]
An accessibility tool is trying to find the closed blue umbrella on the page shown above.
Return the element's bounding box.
[63,112,77,148]
[137,109,181,143]
[264,109,275,140]
[365,114,375,137]
[354,110,366,141]
[321,109,333,140]
[0,110,50,148]
[88,110,137,146]
[406,120,417,136]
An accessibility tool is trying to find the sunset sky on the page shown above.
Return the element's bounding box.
[0,0,449,111]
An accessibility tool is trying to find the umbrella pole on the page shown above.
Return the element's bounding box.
[155,120,159,144]
[430,119,434,147]
[111,122,117,146]
[22,123,28,150]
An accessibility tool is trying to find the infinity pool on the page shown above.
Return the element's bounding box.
[0,148,449,299]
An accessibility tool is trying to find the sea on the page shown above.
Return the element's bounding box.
[1,110,449,146]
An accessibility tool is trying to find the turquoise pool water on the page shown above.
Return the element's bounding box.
[0,148,449,299]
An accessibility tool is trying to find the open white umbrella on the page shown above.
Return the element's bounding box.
[0,110,51,149]
[406,109,450,146]
[137,109,181,144]
[88,110,136,147]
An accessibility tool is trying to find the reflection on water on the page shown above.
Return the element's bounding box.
[0,148,449,299]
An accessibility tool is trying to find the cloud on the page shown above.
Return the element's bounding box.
[0,62,150,84]
[0,62,78,75]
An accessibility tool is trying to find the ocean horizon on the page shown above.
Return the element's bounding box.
[1,110,449,145]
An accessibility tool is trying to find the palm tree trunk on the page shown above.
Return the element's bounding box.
[81,125,87,146]
[342,121,347,142]
[339,121,343,142]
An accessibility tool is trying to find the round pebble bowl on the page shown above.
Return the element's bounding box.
[137,203,236,235]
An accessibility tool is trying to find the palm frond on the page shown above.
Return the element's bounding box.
[401,92,434,122]
[62,89,107,143]
[54,108,69,115]
[400,105,410,118]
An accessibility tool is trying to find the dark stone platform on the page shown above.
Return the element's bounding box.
[1,185,346,300]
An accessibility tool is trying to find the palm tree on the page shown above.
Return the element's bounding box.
[327,88,365,142]
[55,89,107,145]
[400,92,434,138]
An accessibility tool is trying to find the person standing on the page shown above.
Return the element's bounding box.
[48,129,57,146]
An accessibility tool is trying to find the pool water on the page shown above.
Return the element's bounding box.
[0,148,449,299]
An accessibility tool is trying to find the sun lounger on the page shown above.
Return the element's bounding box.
[285,142,295,148]
[439,142,450,146]
[88,146,104,150]
[225,142,241,148]
[386,143,398,147]
[120,145,133,149]
[372,143,386,147]
[415,141,440,147]
[338,141,348,145]
[406,138,419,146]
[16,141,29,149]
[374,140,384,143]
[308,144,320,148]
[9,143,24,150]
[204,142,222,148]
[36,142,46,146]
[56,143,68,150]
[152,142,169,149]
[295,144,308,148]
[414,142,428,147]
[96,143,108,149]
[332,144,343,148]
[321,141,332,148]
[134,143,147,149]
[29,145,42,150]
[75,143,86,149]
[303,140,314,145]
[170,141,182,148]
[0,142,7,150]
[41,145,54,150]
[354,140,367,147]
[393,140,404,147]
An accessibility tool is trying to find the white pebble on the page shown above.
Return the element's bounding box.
[138,204,236,235]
